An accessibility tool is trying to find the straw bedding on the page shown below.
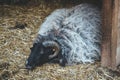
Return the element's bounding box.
[0,2,120,80]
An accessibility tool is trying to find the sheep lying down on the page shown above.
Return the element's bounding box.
[26,3,101,70]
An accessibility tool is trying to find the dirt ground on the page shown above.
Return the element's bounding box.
[0,2,120,80]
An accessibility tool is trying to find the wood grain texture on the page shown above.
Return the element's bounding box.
[116,1,120,67]
[101,0,112,68]
[101,0,120,70]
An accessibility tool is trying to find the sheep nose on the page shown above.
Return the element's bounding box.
[25,61,33,70]
[26,65,33,70]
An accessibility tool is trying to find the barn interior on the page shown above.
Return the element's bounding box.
[0,0,120,80]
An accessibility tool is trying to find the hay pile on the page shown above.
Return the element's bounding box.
[0,2,120,80]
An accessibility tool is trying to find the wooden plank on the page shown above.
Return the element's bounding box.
[101,0,120,70]
[111,0,118,69]
[101,0,112,68]
[116,1,120,67]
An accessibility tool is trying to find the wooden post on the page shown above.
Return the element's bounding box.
[116,0,120,67]
[101,0,120,70]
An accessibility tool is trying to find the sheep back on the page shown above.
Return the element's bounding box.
[37,3,101,65]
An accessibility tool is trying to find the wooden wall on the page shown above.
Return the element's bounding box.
[101,0,120,70]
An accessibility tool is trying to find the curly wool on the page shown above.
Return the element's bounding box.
[37,3,101,64]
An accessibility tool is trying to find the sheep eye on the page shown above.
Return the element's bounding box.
[40,50,44,54]
[53,49,55,52]
[30,47,33,50]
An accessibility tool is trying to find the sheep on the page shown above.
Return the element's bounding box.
[26,3,101,70]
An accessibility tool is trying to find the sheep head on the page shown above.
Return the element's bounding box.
[25,41,60,70]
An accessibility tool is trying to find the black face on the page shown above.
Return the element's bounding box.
[26,43,55,70]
